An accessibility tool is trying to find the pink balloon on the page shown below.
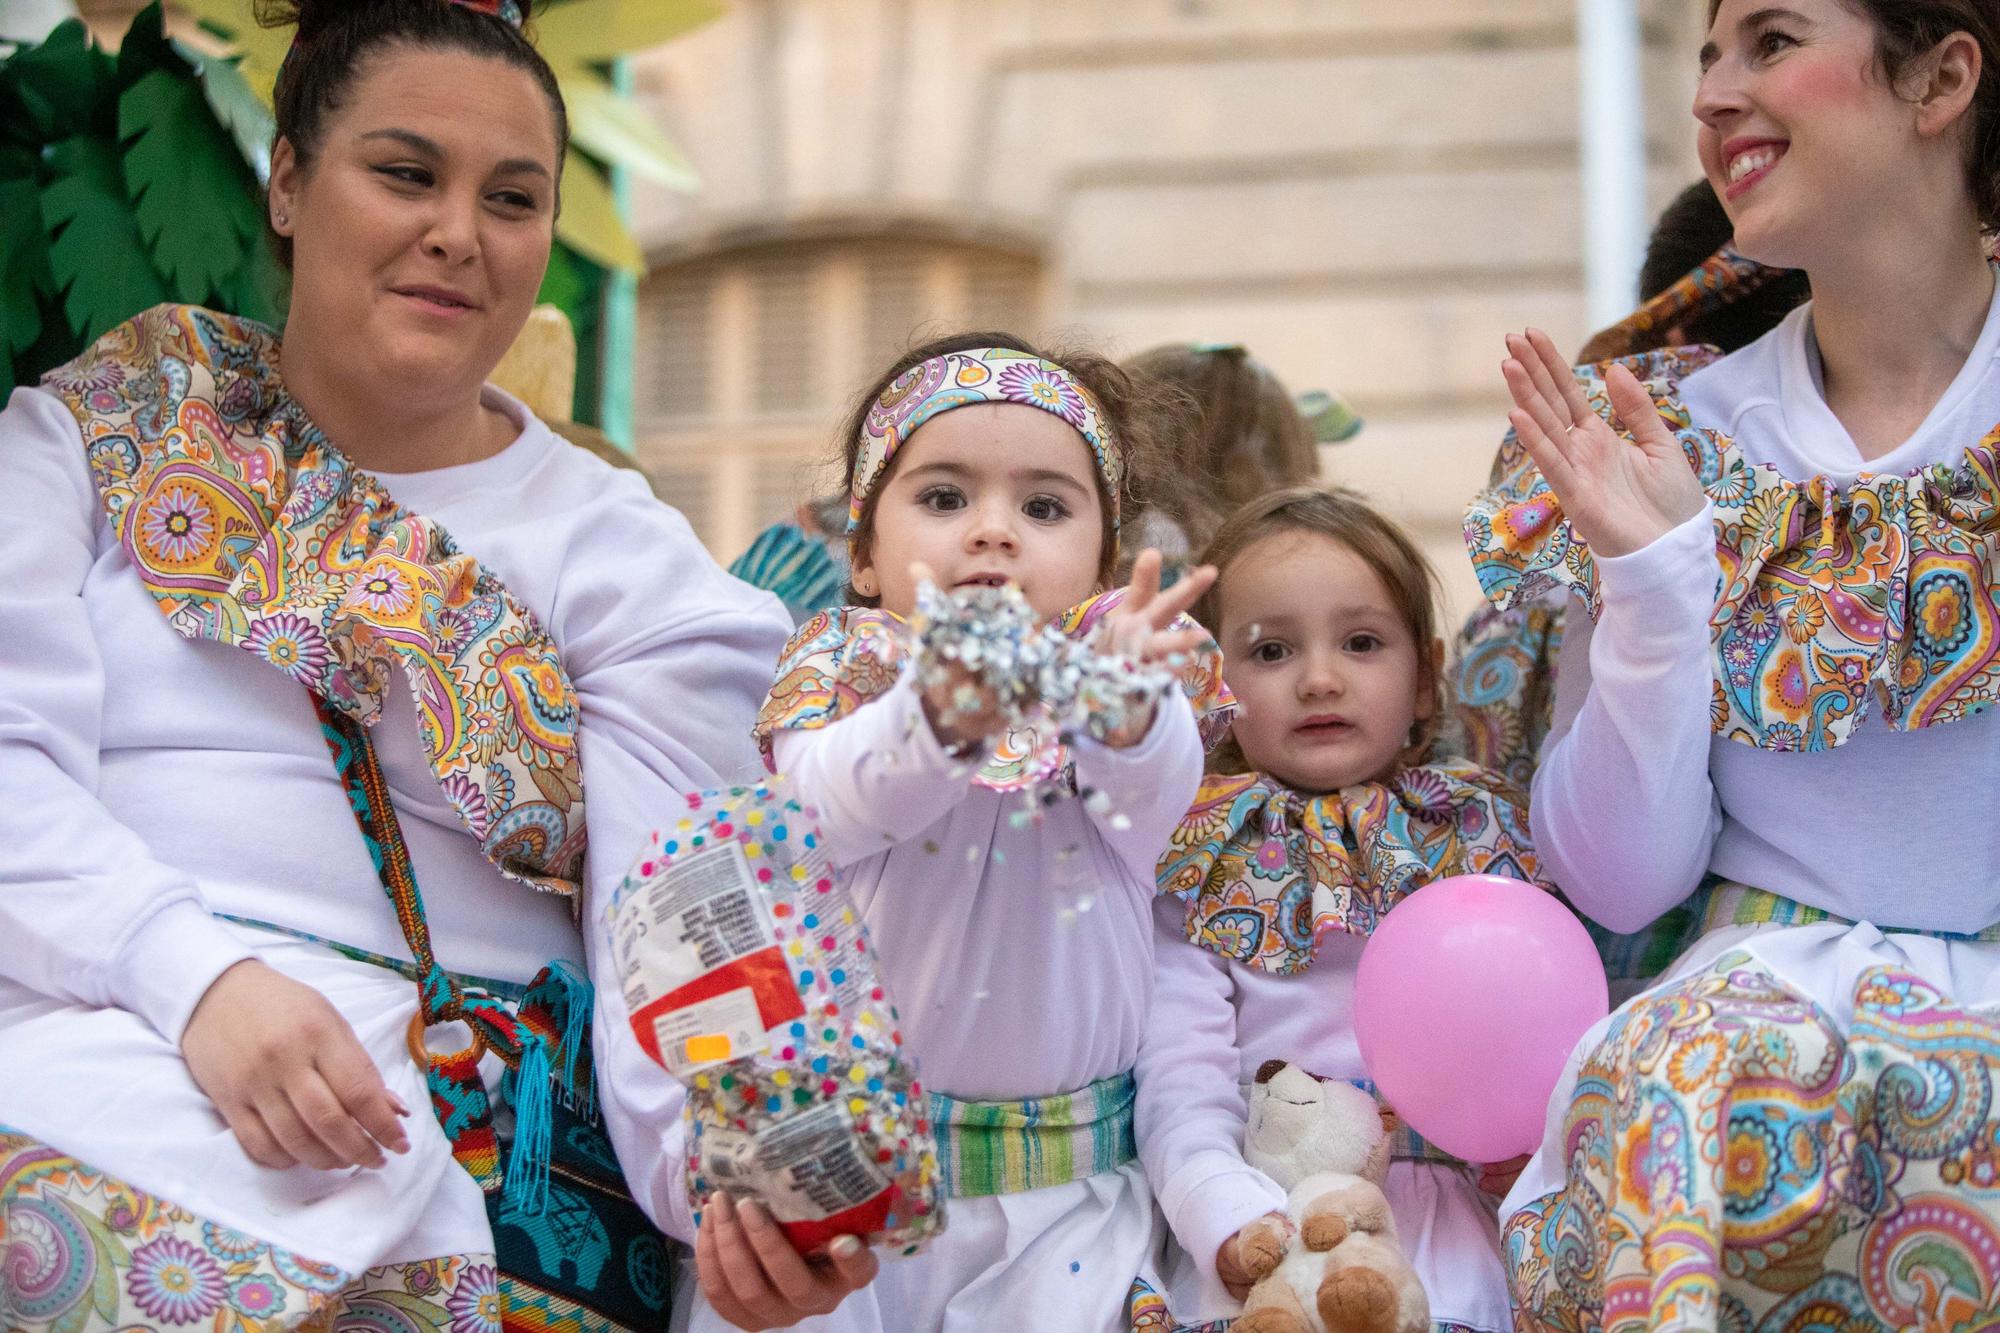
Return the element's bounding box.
[1353,874,1608,1164]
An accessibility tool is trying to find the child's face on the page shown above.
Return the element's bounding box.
[854,403,1107,619]
[1217,529,1435,793]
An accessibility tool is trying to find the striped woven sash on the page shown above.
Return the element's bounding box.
[929,1071,1136,1198]
[1700,880,2000,942]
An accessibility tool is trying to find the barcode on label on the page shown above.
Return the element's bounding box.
[698,1102,890,1221]
[611,841,775,1009]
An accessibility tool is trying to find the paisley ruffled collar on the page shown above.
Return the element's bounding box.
[42,304,585,896]
[752,591,1233,791]
[1158,760,1538,974]
[1465,346,2000,752]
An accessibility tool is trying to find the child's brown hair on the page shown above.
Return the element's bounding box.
[837,331,1187,605]
[1197,485,1447,767]
[1124,344,1322,552]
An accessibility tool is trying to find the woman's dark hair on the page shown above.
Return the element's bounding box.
[1641,181,1811,351]
[258,0,569,267]
[836,331,1190,603]
[1707,0,2000,229]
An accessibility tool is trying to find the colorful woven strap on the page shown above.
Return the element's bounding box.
[310,694,587,1213]
[1699,880,2000,943]
[928,1071,1137,1198]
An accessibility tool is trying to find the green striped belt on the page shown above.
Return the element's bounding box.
[1699,882,2000,942]
[929,1070,1136,1198]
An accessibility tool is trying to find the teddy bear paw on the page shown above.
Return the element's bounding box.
[1235,1215,1292,1279]
[1300,1210,1350,1253]
[1317,1267,1398,1333]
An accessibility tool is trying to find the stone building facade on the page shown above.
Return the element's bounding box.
[626,0,1709,618]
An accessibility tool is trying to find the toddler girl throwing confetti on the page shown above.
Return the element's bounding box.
[691,333,1233,1331]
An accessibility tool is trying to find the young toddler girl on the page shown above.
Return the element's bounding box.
[688,333,1235,1331]
[1133,486,1539,1333]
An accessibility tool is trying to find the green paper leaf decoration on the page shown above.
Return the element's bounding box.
[42,136,168,342]
[562,70,697,189]
[0,174,53,360]
[557,152,643,273]
[535,0,723,67]
[7,20,114,142]
[116,3,184,90]
[186,43,273,183]
[220,226,287,327]
[120,67,260,297]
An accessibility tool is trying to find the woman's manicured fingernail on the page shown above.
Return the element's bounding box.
[829,1236,861,1259]
[714,1192,735,1220]
[389,1093,411,1116]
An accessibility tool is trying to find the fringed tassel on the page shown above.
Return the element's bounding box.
[551,960,595,1120]
[503,1037,553,1218]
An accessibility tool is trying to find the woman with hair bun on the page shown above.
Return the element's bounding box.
[0,2,796,1328]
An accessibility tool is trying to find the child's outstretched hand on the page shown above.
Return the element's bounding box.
[1088,550,1217,749]
[695,1193,878,1330]
[1501,327,1702,559]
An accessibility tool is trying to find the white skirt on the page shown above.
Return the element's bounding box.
[1501,918,2000,1228]
[0,923,498,1273]
[678,1160,1162,1333]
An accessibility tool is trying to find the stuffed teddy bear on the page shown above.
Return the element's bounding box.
[1228,1062,1429,1333]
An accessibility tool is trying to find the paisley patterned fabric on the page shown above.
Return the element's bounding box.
[1157,762,1539,975]
[1505,952,2000,1331]
[848,346,1123,548]
[40,305,584,896]
[1463,347,2000,753]
[1575,245,1781,364]
[752,589,1234,792]
[1447,599,1567,793]
[0,1128,494,1333]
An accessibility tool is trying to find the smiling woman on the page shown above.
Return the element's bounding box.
[0,2,793,1331]
[262,0,568,471]
[1463,0,2000,1324]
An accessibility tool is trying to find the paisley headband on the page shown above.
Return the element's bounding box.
[847,347,1123,555]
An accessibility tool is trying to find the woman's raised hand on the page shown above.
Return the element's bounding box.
[180,959,411,1170]
[696,1194,878,1329]
[1501,328,1703,559]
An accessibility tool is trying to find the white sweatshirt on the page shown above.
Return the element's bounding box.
[0,381,790,1268]
[1532,292,2000,934]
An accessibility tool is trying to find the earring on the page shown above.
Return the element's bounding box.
[275,212,288,228]
[853,572,877,597]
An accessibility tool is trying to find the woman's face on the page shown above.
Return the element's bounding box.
[270,44,559,408]
[1694,0,1969,269]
